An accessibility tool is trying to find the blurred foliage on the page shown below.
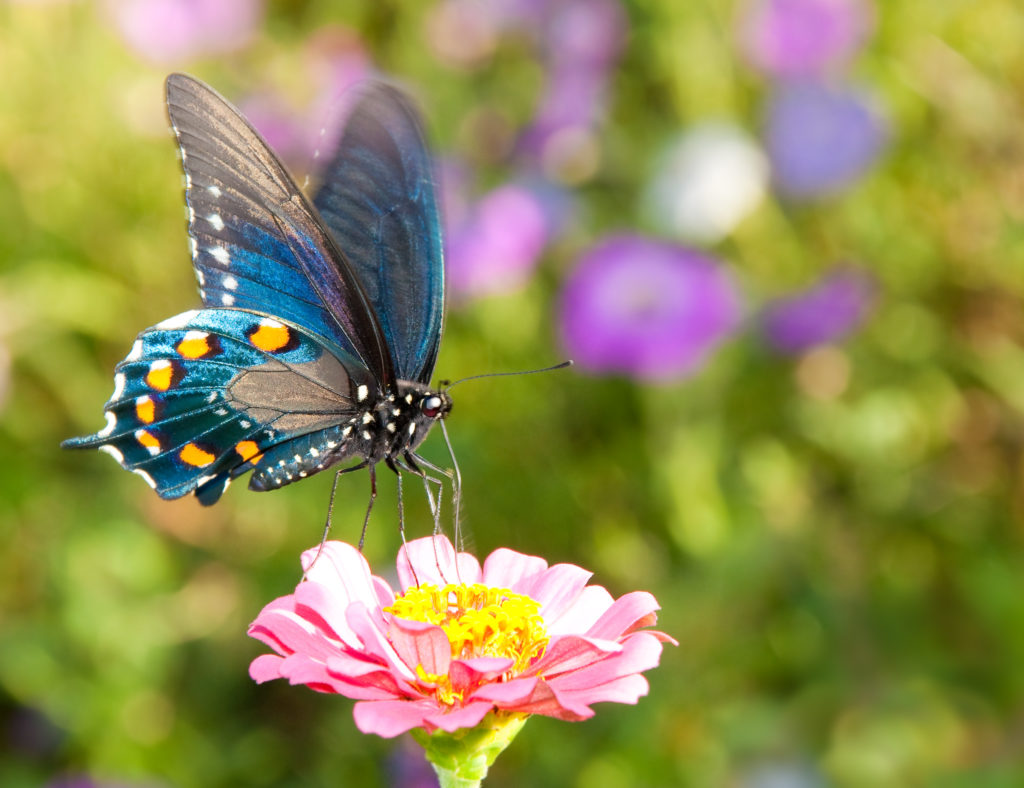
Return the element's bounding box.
[2,1,1024,786]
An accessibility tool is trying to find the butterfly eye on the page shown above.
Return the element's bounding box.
[420,395,443,418]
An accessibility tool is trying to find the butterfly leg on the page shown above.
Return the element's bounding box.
[305,460,369,576]
[398,453,444,535]
[439,420,464,548]
[386,458,422,587]
[408,451,460,544]
[358,463,378,552]
[385,456,410,543]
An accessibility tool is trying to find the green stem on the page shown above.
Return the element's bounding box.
[411,712,529,788]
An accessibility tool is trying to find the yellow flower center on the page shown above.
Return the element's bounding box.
[385,583,549,705]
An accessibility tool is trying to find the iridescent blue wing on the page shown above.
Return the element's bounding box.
[62,309,372,505]
[165,73,397,392]
[312,83,445,384]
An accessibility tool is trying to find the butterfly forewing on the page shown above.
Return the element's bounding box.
[313,83,445,384]
[165,73,396,391]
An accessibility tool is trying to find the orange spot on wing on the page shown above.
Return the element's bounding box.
[135,396,156,424]
[235,440,260,462]
[136,430,161,451]
[249,321,291,353]
[177,334,211,359]
[146,360,181,391]
[180,442,215,467]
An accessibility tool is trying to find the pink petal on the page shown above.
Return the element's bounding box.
[449,657,515,694]
[544,585,615,636]
[556,673,650,709]
[547,632,664,691]
[276,653,378,695]
[481,547,548,588]
[247,608,342,661]
[518,564,593,619]
[485,677,592,721]
[528,634,621,677]
[466,675,539,706]
[300,542,382,612]
[396,536,482,589]
[345,603,418,681]
[293,581,362,647]
[353,698,438,737]
[325,657,416,699]
[249,654,285,683]
[584,590,662,640]
[387,617,452,676]
[424,700,494,732]
[372,576,396,608]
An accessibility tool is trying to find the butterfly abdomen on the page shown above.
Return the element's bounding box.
[246,382,447,492]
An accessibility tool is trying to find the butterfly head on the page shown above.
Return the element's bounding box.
[419,390,452,420]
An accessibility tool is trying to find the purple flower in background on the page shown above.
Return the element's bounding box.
[559,236,742,381]
[737,0,873,78]
[518,0,627,179]
[446,182,556,299]
[761,267,874,353]
[108,0,263,64]
[765,80,886,198]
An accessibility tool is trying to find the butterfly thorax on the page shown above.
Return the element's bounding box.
[248,382,451,492]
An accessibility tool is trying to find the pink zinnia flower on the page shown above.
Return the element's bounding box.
[248,536,675,738]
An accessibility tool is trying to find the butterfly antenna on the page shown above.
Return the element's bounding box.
[442,360,573,390]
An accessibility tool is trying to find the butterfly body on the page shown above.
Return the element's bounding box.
[64,74,451,508]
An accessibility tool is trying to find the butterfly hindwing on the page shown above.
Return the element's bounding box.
[313,83,445,384]
[165,73,396,391]
[62,308,373,504]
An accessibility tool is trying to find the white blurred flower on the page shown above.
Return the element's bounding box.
[645,123,769,244]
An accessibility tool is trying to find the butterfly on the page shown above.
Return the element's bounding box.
[63,73,455,524]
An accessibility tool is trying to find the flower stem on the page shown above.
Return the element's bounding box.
[412,712,529,787]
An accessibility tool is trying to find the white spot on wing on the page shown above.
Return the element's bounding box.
[133,468,157,489]
[207,213,225,231]
[357,385,369,402]
[112,373,126,400]
[207,185,222,198]
[386,423,396,433]
[309,447,319,458]
[195,267,204,285]
[127,339,144,362]
[260,318,284,329]
[362,430,371,440]
[221,293,235,306]
[209,246,230,264]
[361,412,374,425]
[98,411,117,438]
[157,310,200,330]
[223,275,238,290]
[408,423,416,435]
[99,444,125,465]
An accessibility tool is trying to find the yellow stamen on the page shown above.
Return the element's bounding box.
[385,583,549,706]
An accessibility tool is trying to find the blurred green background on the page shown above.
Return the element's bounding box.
[3,0,1024,786]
